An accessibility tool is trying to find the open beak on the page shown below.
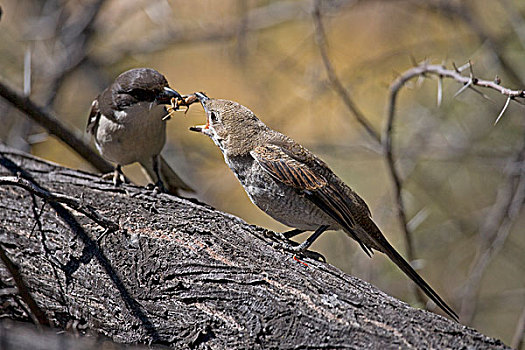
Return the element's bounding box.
[156,86,182,104]
[189,92,210,133]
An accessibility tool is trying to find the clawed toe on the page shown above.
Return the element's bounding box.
[280,241,326,262]
[300,250,326,262]
[113,172,129,186]
[101,166,129,187]
[145,181,166,194]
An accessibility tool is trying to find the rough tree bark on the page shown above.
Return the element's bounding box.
[0,145,509,349]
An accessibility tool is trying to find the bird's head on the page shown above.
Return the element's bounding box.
[110,68,181,109]
[189,93,268,156]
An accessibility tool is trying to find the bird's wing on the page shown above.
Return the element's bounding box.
[250,144,373,256]
[86,99,100,135]
[251,143,459,320]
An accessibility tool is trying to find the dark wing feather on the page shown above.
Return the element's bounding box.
[86,99,100,135]
[252,144,458,320]
[377,236,459,320]
[251,144,326,191]
[250,144,373,256]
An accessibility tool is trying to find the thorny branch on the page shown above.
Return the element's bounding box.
[414,0,524,86]
[313,0,525,314]
[385,61,525,315]
[388,63,525,103]
[385,62,525,255]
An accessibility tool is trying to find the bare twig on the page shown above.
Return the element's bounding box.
[459,135,525,324]
[40,0,106,107]
[312,0,381,143]
[0,243,50,326]
[499,0,525,52]
[385,71,419,281]
[0,80,113,174]
[0,176,119,232]
[417,0,524,86]
[512,305,525,350]
[104,0,318,64]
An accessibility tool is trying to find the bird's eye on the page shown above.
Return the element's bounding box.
[210,112,218,122]
[128,89,155,102]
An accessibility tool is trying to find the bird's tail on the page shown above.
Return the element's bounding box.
[372,230,458,321]
[159,155,194,193]
[142,155,194,194]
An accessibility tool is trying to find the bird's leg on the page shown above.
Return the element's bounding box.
[102,165,128,186]
[272,228,304,246]
[282,228,305,239]
[289,225,329,252]
[151,155,166,193]
[114,165,129,186]
[278,226,329,262]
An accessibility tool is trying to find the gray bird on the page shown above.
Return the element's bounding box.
[189,92,458,321]
[87,68,193,193]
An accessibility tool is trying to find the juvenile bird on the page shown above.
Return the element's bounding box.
[87,68,193,193]
[189,92,458,321]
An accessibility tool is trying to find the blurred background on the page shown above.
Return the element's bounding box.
[0,0,524,346]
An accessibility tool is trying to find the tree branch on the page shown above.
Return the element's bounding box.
[0,244,50,327]
[40,0,106,107]
[0,176,119,232]
[0,144,510,349]
[415,0,525,86]
[512,304,525,350]
[312,0,381,144]
[385,60,525,318]
[459,133,525,323]
[0,80,113,174]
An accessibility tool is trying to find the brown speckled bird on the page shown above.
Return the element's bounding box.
[189,92,458,321]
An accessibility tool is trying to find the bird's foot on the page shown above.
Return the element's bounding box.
[279,241,326,262]
[101,173,113,180]
[101,168,129,186]
[145,181,166,194]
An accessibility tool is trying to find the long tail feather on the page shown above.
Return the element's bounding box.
[377,236,458,321]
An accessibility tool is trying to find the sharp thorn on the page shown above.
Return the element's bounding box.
[494,97,511,125]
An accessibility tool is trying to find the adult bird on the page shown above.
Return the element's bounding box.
[87,68,193,194]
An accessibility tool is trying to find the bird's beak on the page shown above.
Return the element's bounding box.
[189,92,210,133]
[195,92,209,103]
[155,86,182,104]
[189,124,206,133]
